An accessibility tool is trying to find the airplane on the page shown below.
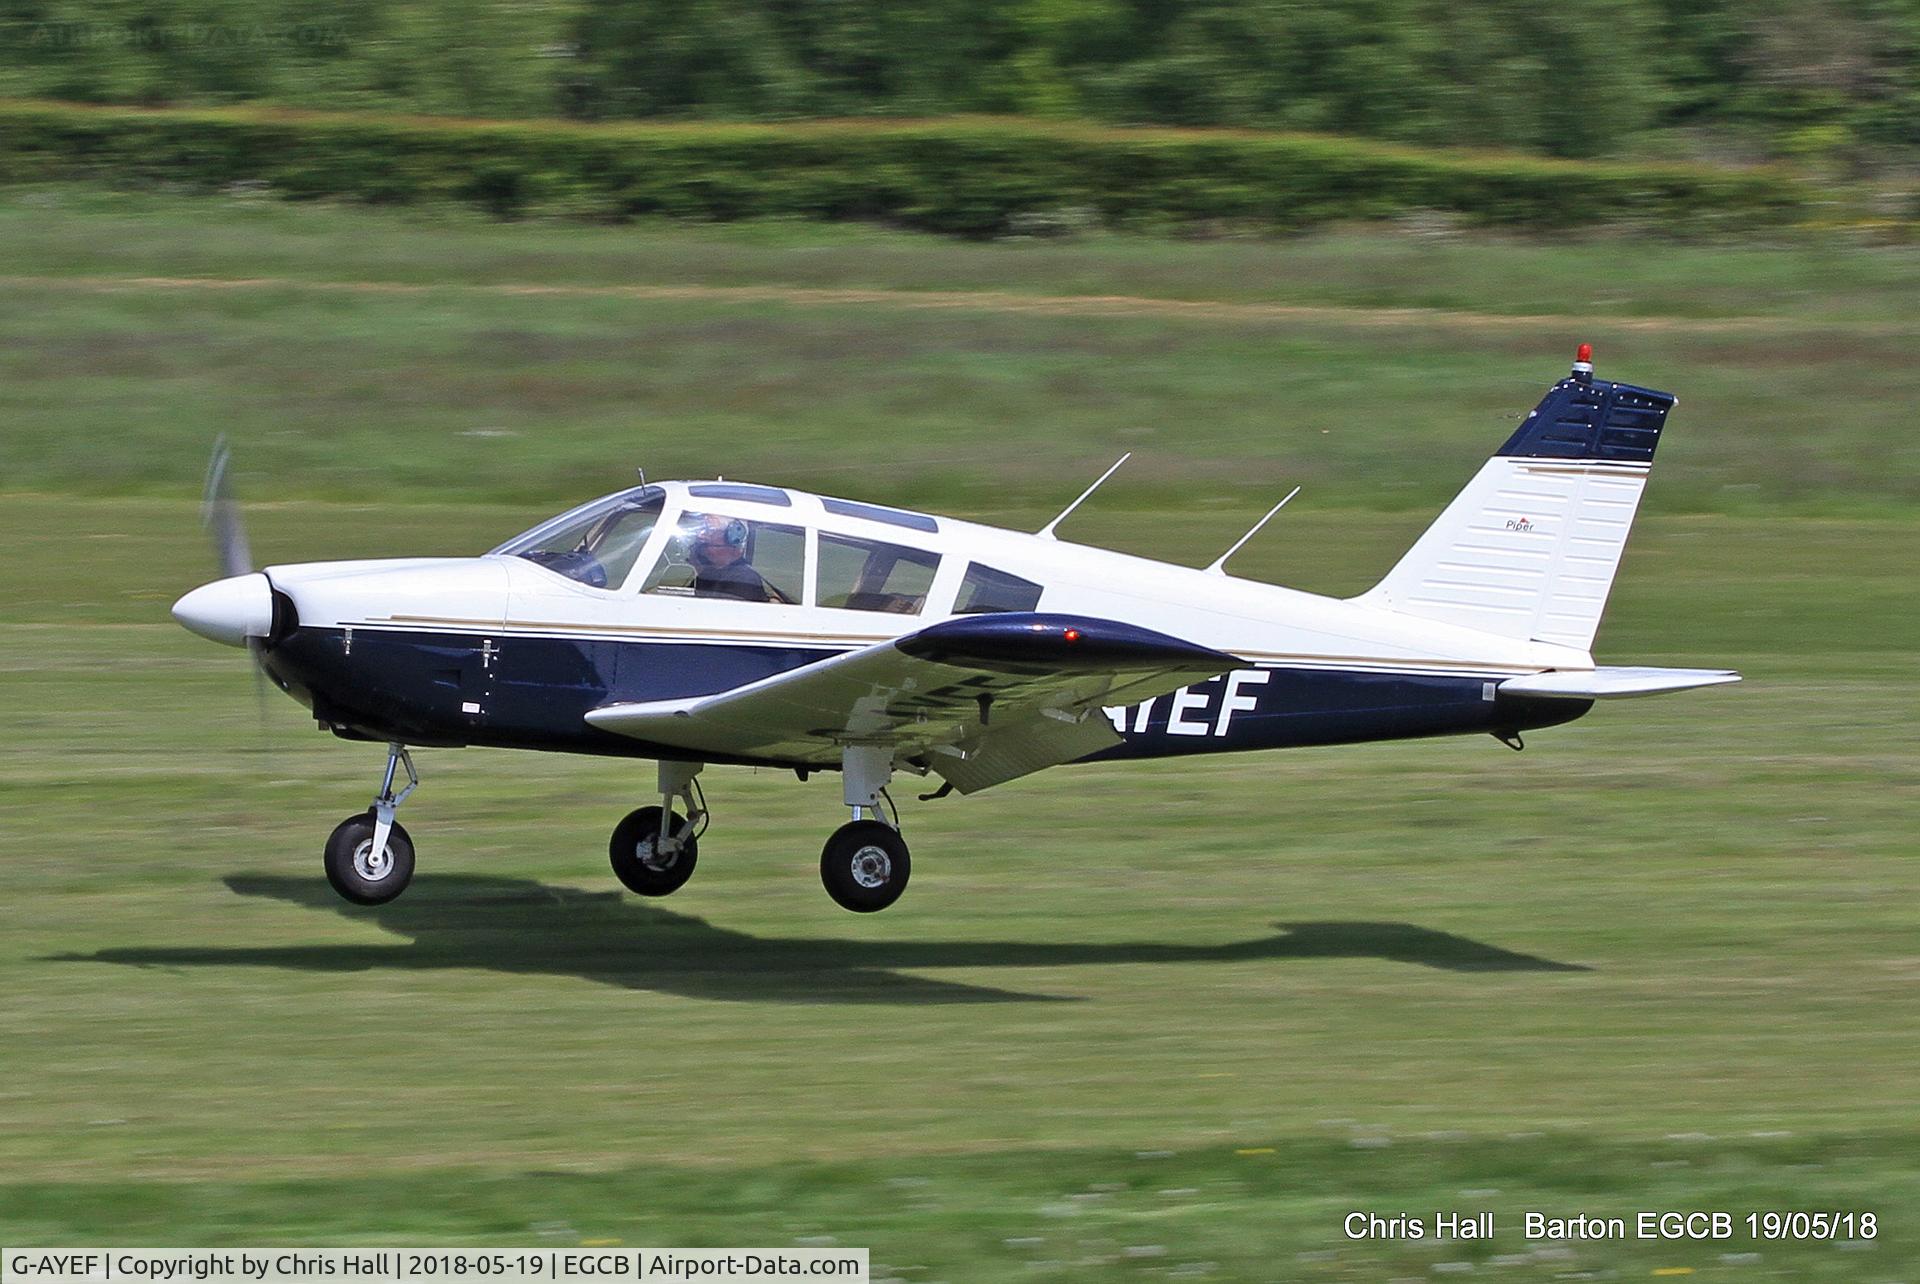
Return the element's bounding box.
[172,345,1739,914]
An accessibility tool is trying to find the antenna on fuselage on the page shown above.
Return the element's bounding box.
[1203,486,1301,575]
[1037,453,1132,540]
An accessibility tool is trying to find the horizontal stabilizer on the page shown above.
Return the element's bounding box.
[1498,666,1741,700]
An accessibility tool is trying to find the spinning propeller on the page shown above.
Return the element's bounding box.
[203,436,253,580]
[174,437,277,722]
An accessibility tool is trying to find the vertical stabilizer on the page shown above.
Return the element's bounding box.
[1358,350,1674,653]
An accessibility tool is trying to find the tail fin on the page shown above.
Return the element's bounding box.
[1358,349,1675,653]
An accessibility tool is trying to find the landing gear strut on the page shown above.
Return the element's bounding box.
[324,743,417,905]
[821,744,911,913]
[610,760,705,896]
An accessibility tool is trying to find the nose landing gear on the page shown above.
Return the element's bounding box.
[324,743,418,905]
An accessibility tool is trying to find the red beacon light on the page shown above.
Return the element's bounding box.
[1572,342,1595,384]
[1062,627,1081,643]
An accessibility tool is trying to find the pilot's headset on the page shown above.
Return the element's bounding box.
[684,514,749,562]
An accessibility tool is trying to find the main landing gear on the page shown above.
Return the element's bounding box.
[323,743,417,905]
[818,745,911,913]
[609,759,705,897]
[602,746,914,913]
[820,819,910,914]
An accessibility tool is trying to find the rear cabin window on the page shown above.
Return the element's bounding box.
[640,512,805,605]
[817,534,941,614]
[955,563,1043,614]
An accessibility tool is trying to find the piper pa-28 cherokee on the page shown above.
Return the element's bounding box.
[173,346,1738,913]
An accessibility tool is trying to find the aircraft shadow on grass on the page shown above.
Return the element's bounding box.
[54,873,1588,1005]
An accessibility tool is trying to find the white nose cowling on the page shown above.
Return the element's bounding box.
[172,572,275,647]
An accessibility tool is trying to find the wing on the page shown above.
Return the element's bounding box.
[586,613,1240,793]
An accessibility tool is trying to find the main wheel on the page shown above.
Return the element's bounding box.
[820,820,910,913]
[324,811,415,906]
[609,805,698,896]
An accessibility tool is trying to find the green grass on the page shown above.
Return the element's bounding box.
[3,498,1917,1278]
[7,187,1918,324]
[2,197,1916,1277]
[3,191,1920,515]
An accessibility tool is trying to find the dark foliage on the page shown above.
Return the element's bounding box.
[0,100,1807,234]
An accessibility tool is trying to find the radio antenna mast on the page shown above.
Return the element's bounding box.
[1204,486,1300,575]
[1037,453,1132,540]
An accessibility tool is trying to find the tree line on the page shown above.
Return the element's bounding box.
[2,0,1914,163]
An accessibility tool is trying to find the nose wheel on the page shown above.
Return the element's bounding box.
[324,742,419,905]
[821,819,911,913]
[324,812,415,905]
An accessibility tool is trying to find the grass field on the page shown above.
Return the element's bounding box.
[2,194,1917,1279]
[2,187,1918,515]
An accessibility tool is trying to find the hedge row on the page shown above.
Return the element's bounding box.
[0,100,1811,236]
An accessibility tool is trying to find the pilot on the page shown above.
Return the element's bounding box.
[687,514,775,602]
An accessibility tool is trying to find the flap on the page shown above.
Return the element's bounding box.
[930,707,1123,796]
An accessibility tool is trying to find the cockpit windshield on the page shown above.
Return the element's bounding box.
[491,486,666,589]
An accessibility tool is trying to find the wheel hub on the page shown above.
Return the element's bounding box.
[638,833,679,871]
[849,845,892,888]
[352,838,393,881]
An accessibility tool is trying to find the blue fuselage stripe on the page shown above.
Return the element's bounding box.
[262,627,1587,764]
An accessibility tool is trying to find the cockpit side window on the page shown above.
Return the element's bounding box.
[955,563,1043,614]
[817,534,941,614]
[640,512,805,605]
[494,487,664,590]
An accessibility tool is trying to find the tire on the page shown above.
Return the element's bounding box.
[820,820,910,913]
[609,805,698,896]
[323,811,415,906]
